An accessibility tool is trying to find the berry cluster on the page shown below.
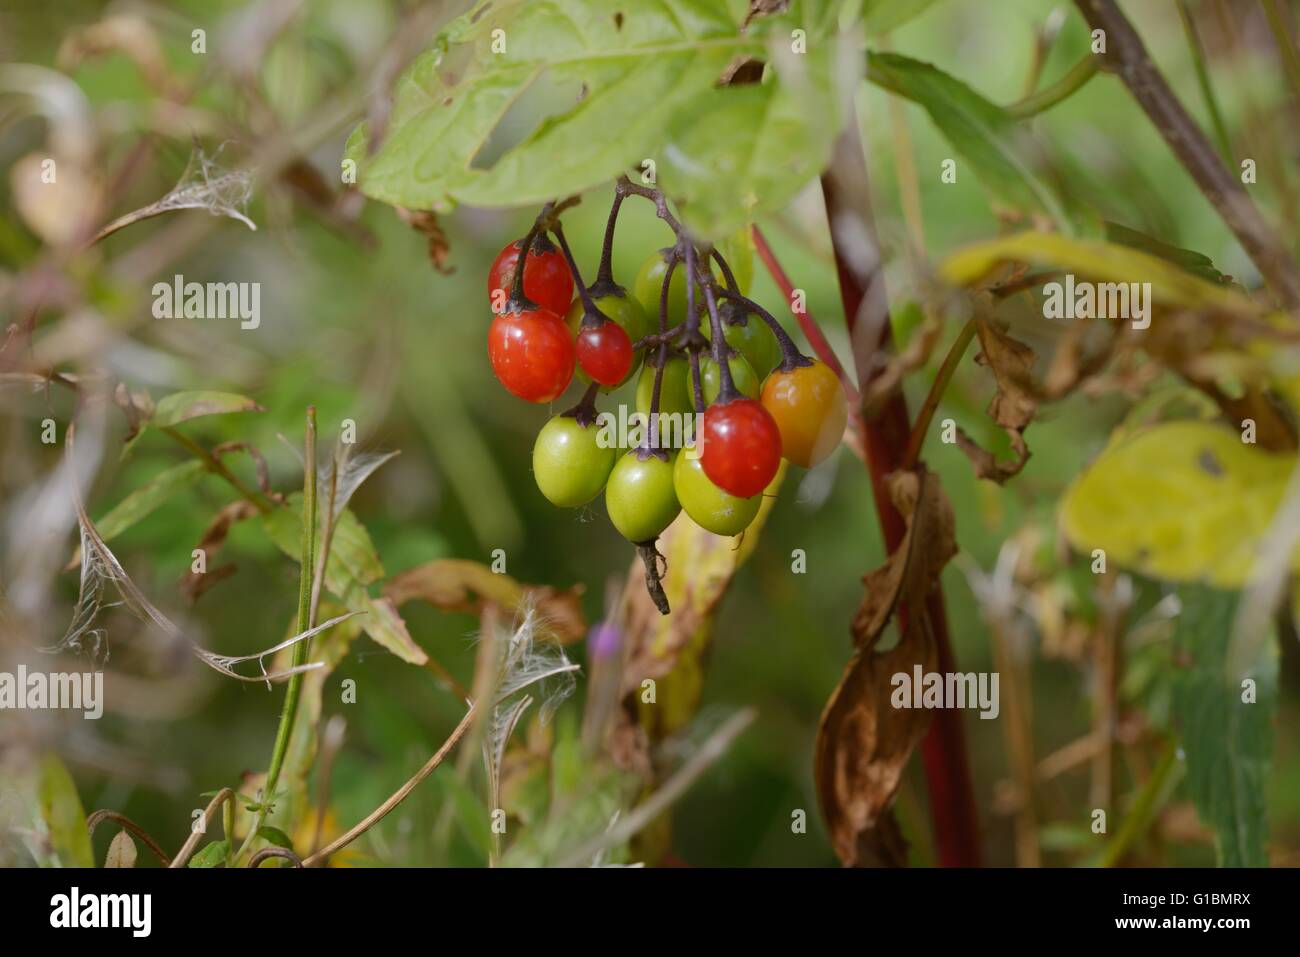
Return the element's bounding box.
[486,180,848,614]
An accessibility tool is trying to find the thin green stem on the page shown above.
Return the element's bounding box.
[1177,0,1233,164]
[1263,0,1300,116]
[1096,741,1181,867]
[903,317,977,469]
[236,407,317,862]
[1005,54,1100,119]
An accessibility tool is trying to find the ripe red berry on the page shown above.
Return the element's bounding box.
[488,238,573,316]
[488,307,575,403]
[699,397,782,499]
[575,320,633,387]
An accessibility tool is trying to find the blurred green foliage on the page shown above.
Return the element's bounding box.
[2,0,1297,867]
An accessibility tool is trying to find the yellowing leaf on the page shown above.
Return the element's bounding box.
[940,232,1258,316]
[1060,421,1297,587]
[623,461,783,739]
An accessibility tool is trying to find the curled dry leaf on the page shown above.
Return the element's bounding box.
[817,467,957,866]
[213,442,284,504]
[395,208,454,275]
[956,317,1038,483]
[179,500,259,604]
[384,559,585,644]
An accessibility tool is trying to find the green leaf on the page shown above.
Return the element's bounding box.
[866,51,1069,226]
[153,390,264,427]
[257,826,295,850]
[347,1,856,235]
[1060,421,1296,588]
[715,226,755,295]
[436,772,493,860]
[261,500,426,665]
[662,46,846,236]
[104,829,137,868]
[32,754,93,868]
[95,460,205,542]
[357,595,427,665]
[1171,585,1276,867]
[187,840,230,868]
[347,0,756,212]
[261,496,385,592]
[1103,221,1234,286]
[860,0,945,34]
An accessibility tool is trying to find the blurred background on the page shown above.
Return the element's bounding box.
[1,0,1297,866]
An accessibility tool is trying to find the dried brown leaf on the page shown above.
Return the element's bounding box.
[395,208,454,275]
[954,425,1030,484]
[851,469,957,649]
[953,317,1039,484]
[818,468,957,867]
[384,559,585,643]
[104,828,137,868]
[976,318,1037,431]
[179,500,258,604]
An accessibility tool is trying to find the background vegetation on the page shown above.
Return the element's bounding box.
[2,0,1298,867]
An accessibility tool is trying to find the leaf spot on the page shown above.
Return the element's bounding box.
[1197,449,1224,477]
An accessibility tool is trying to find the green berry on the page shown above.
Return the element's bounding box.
[532,415,615,507]
[606,450,680,542]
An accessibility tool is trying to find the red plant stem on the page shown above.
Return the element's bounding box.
[751,225,859,403]
[814,160,981,867]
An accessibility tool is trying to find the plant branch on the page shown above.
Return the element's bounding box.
[1096,740,1180,867]
[238,407,317,861]
[248,847,303,868]
[751,225,858,398]
[86,810,172,865]
[820,119,982,866]
[1074,0,1300,309]
[168,788,234,868]
[161,426,273,514]
[555,707,756,867]
[303,705,475,866]
[903,317,977,469]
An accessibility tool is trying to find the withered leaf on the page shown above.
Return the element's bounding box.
[976,317,1037,431]
[104,828,137,868]
[384,558,585,643]
[957,317,1038,484]
[395,207,454,275]
[851,468,957,650]
[818,468,956,867]
[180,500,259,604]
[954,425,1030,484]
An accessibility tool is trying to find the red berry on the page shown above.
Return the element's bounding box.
[488,307,575,403]
[488,239,573,316]
[575,320,633,387]
[700,397,782,499]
